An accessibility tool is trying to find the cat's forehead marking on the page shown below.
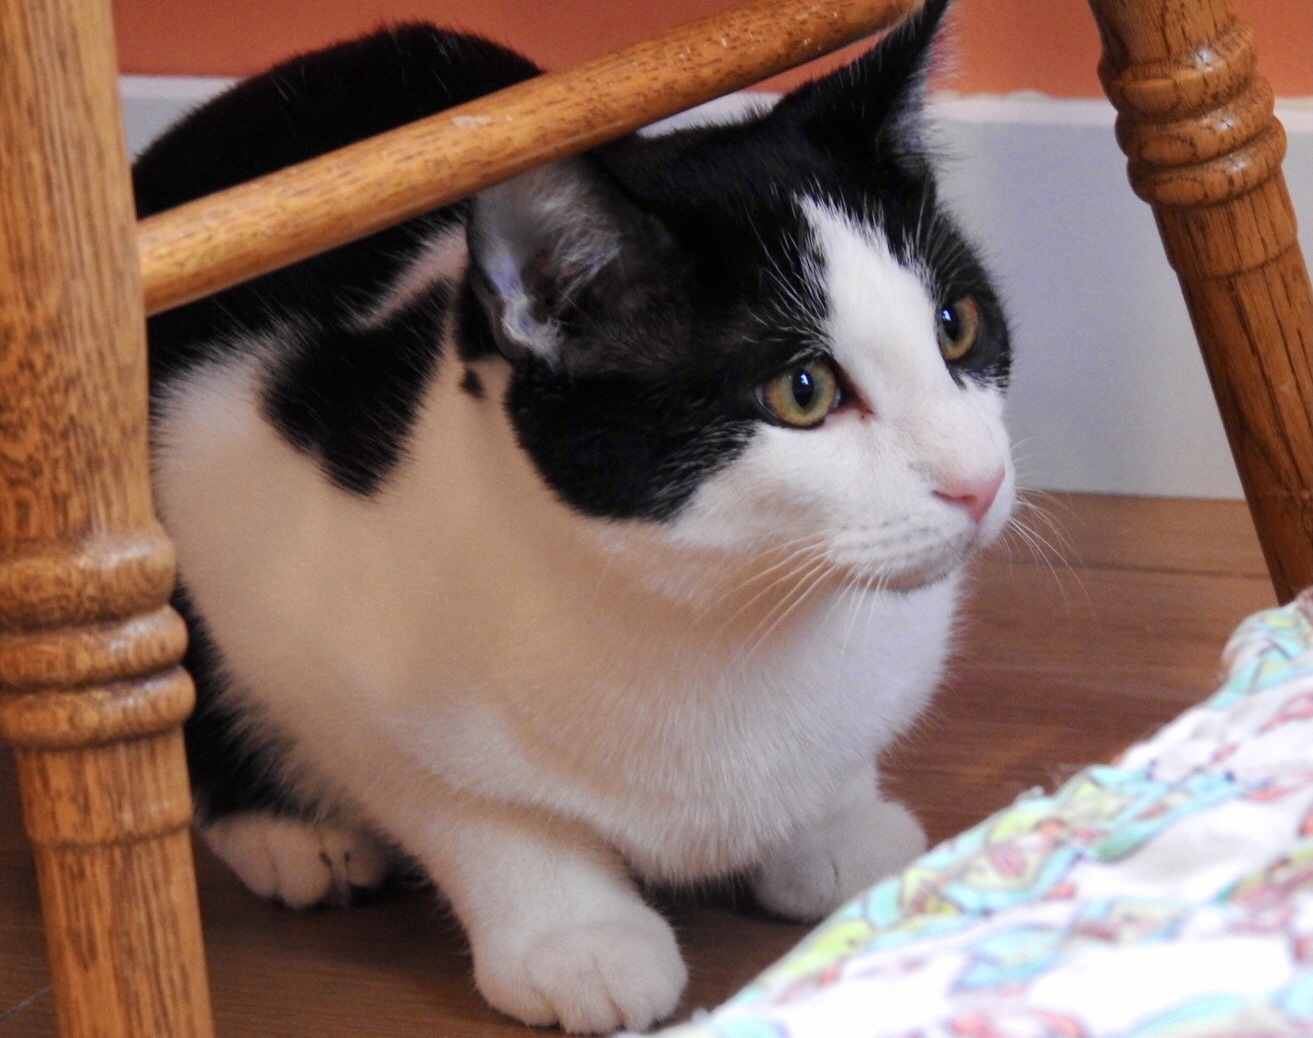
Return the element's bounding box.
[797,196,949,401]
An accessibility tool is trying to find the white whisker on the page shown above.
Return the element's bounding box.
[700,534,829,621]
[736,555,838,664]
[1000,493,1089,610]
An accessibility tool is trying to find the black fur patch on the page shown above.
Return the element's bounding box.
[460,368,486,399]
[175,584,305,821]
[454,278,501,362]
[261,283,451,495]
[506,361,759,521]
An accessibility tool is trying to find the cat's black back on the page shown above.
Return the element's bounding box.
[134,25,540,383]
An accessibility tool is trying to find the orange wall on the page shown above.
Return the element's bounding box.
[113,0,1310,99]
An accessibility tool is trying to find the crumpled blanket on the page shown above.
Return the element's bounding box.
[644,590,1313,1038]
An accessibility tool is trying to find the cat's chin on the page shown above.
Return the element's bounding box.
[850,560,960,595]
[875,562,962,594]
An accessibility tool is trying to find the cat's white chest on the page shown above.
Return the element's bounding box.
[323,553,954,881]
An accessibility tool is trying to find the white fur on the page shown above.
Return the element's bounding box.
[153,199,1013,1032]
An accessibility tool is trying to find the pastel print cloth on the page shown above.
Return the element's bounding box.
[643,590,1313,1038]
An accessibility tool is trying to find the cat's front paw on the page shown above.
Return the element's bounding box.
[752,797,926,922]
[474,909,686,1034]
[200,811,390,908]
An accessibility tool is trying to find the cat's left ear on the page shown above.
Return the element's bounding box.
[771,0,952,171]
[467,156,676,367]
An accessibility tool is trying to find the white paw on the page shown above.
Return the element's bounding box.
[474,910,686,1034]
[200,812,389,908]
[752,798,926,921]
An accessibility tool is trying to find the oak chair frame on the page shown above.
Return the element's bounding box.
[1,0,1308,1035]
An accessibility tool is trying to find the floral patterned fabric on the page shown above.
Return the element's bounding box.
[643,590,1313,1038]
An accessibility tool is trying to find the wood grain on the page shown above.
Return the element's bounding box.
[1087,0,1313,604]
[136,0,923,316]
[0,0,214,1035]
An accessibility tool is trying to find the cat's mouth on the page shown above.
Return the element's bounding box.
[875,556,963,593]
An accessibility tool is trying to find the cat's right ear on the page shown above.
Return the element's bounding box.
[467,157,669,367]
[770,0,953,173]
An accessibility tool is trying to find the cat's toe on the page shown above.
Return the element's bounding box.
[200,812,389,908]
[474,912,686,1034]
[320,825,390,895]
[753,798,926,921]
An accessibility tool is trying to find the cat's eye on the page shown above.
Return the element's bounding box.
[757,360,841,429]
[936,296,981,363]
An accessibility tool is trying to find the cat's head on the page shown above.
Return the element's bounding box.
[466,0,1013,593]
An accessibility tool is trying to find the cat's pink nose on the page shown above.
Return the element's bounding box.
[934,468,1004,525]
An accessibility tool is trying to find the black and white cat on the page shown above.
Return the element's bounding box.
[135,0,1013,1031]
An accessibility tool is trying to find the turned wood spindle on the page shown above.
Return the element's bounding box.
[0,0,214,1036]
[1087,0,1313,604]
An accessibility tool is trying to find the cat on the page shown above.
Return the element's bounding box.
[134,0,1014,1031]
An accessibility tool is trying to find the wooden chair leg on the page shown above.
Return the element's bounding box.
[1087,0,1313,604]
[0,1,214,1036]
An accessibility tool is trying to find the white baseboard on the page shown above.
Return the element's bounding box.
[121,77,1313,500]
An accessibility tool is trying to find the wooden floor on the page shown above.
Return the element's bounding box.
[0,494,1277,1037]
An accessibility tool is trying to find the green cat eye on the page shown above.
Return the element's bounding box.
[758,360,841,429]
[937,296,981,363]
